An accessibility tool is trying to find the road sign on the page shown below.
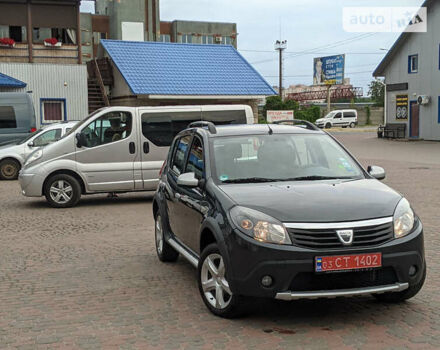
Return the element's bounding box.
[267,110,294,123]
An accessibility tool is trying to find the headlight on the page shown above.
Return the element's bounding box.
[394,198,415,238]
[229,206,291,245]
[25,149,43,166]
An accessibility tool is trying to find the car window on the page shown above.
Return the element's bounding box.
[211,134,363,183]
[185,136,204,179]
[33,128,62,147]
[333,113,342,119]
[65,128,72,134]
[343,112,356,118]
[81,112,132,148]
[171,135,192,175]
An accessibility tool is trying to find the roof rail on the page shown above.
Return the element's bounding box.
[188,121,217,134]
[273,119,320,131]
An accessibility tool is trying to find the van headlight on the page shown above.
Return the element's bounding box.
[230,206,291,245]
[394,198,415,238]
[25,149,43,166]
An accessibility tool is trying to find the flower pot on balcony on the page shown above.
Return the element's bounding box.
[44,38,62,47]
[0,38,16,47]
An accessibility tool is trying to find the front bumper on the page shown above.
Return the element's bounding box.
[19,171,44,197]
[226,220,425,299]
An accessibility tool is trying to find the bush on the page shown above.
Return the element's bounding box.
[262,96,320,124]
[295,105,321,123]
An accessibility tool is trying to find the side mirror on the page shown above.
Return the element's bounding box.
[177,172,199,188]
[368,165,386,180]
[75,132,87,148]
[27,141,34,147]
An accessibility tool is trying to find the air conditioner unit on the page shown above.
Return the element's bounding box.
[417,95,431,105]
[215,36,222,43]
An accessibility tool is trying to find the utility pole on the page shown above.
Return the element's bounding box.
[275,40,287,100]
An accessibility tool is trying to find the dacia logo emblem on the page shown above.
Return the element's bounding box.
[336,229,354,245]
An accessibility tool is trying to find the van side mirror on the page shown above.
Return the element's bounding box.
[27,141,34,147]
[75,133,87,148]
[177,172,199,187]
[368,165,386,180]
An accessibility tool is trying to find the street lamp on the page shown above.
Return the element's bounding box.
[275,40,287,99]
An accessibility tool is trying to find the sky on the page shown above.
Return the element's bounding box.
[80,0,426,95]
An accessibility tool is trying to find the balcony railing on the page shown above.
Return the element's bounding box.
[0,43,79,64]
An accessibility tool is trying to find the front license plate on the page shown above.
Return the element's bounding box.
[315,253,382,272]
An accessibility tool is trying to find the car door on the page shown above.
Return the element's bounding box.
[75,110,137,192]
[138,108,201,191]
[332,112,343,126]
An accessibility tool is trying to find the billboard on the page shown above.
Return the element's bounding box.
[267,110,294,123]
[313,54,345,85]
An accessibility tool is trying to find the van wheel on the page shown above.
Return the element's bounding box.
[44,174,81,208]
[0,159,20,180]
[155,214,179,262]
[198,243,247,318]
[350,122,356,128]
[325,123,332,129]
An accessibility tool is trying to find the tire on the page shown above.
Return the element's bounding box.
[0,159,20,180]
[325,123,332,129]
[374,264,426,302]
[44,174,81,208]
[198,243,247,318]
[154,213,179,262]
[350,122,356,128]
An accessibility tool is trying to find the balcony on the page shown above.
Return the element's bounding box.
[0,43,80,64]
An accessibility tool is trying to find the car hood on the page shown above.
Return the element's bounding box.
[219,179,402,222]
[0,143,21,153]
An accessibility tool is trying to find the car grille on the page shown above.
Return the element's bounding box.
[289,267,397,292]
[287,222,394,249]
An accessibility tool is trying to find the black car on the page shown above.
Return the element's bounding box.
[152,121,425,318]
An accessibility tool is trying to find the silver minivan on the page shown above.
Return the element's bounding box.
[19,105,254,207]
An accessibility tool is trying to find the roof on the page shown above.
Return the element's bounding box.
[100,40,277,96]
[0,73,26,88]
[373,0,431,76]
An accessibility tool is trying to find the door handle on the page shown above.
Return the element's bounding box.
[129,142,135,154]
[143,141,150,154]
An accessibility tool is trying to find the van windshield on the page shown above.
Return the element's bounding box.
[62,108,105,138]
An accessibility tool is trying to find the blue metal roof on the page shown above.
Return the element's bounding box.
[0,73,26,88]
[101,40,276,96]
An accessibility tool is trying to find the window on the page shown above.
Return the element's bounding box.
[160,34,171,43]
[333,113,342,119]
[202,35,213,44]
[201,110,247,125]
[93,32,107,45]
[41,100,65,124]
[186,137,204,179]
[343,112,356,119]
[80,111,132,148]
[0,106,17,129]
[438,96,440,124]
[222,36,232,45]
[408,54,418,73]
[141,112,201,146]
[180,34,192,44]
[171,135,192,175]
[33,128,62,147]
[0,25,27,43]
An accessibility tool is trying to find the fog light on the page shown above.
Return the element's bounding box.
[261,275,273,287]
[409,265,418,277]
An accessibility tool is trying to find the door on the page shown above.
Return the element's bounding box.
[75,110,137,192]
[332,112,343,126]
[139,109,201,190]
[410,101,420,138]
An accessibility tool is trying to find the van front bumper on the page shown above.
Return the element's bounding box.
[19,172,44,197]
[226,220,425,299]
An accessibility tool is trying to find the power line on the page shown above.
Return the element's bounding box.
[263,70,374,78]
[240,49,386,55]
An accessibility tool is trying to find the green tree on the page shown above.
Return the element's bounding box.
[368,80,385,107]
[262,96,299,123]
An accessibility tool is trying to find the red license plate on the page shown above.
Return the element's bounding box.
[315,253,382,272]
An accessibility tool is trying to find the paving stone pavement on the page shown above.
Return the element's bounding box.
[0,132,439,349]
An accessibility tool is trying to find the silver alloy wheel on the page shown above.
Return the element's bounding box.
[201,253,232,309]
[49,180,73,204]
[155,215,163,255]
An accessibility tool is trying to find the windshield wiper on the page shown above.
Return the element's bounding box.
[221,177,280,184]
[286,176,357,181]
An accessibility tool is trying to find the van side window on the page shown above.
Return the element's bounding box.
[343,112,356,118]
[171,135,192,175]
[201,110,246,125]
[185,137,204,179]
[81,112,132,148]
[33,128,62,147]
[141,112,201,147]
[334,113,342,119]
[0,106,17,129]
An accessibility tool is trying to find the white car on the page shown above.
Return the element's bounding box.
[0,121,78,180]
[315,109,358,129]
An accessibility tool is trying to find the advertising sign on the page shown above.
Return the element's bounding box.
[267,110,294,123]
[313,54,345,85]
[396,95,408,119]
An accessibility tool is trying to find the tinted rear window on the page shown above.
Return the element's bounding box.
[343,112,356,118]
[0,106,17,129]
[201,110,247,125]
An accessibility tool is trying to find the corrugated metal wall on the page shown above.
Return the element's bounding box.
[0,63,88,127]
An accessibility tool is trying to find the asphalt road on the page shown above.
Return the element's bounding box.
[0,132,439,349]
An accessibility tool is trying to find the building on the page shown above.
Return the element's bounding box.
[0,0,88,126]
[373,0,440,140]
[99,40,276,121]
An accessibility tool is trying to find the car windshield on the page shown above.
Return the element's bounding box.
[211,134,364,184]
[16,129,44,145]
